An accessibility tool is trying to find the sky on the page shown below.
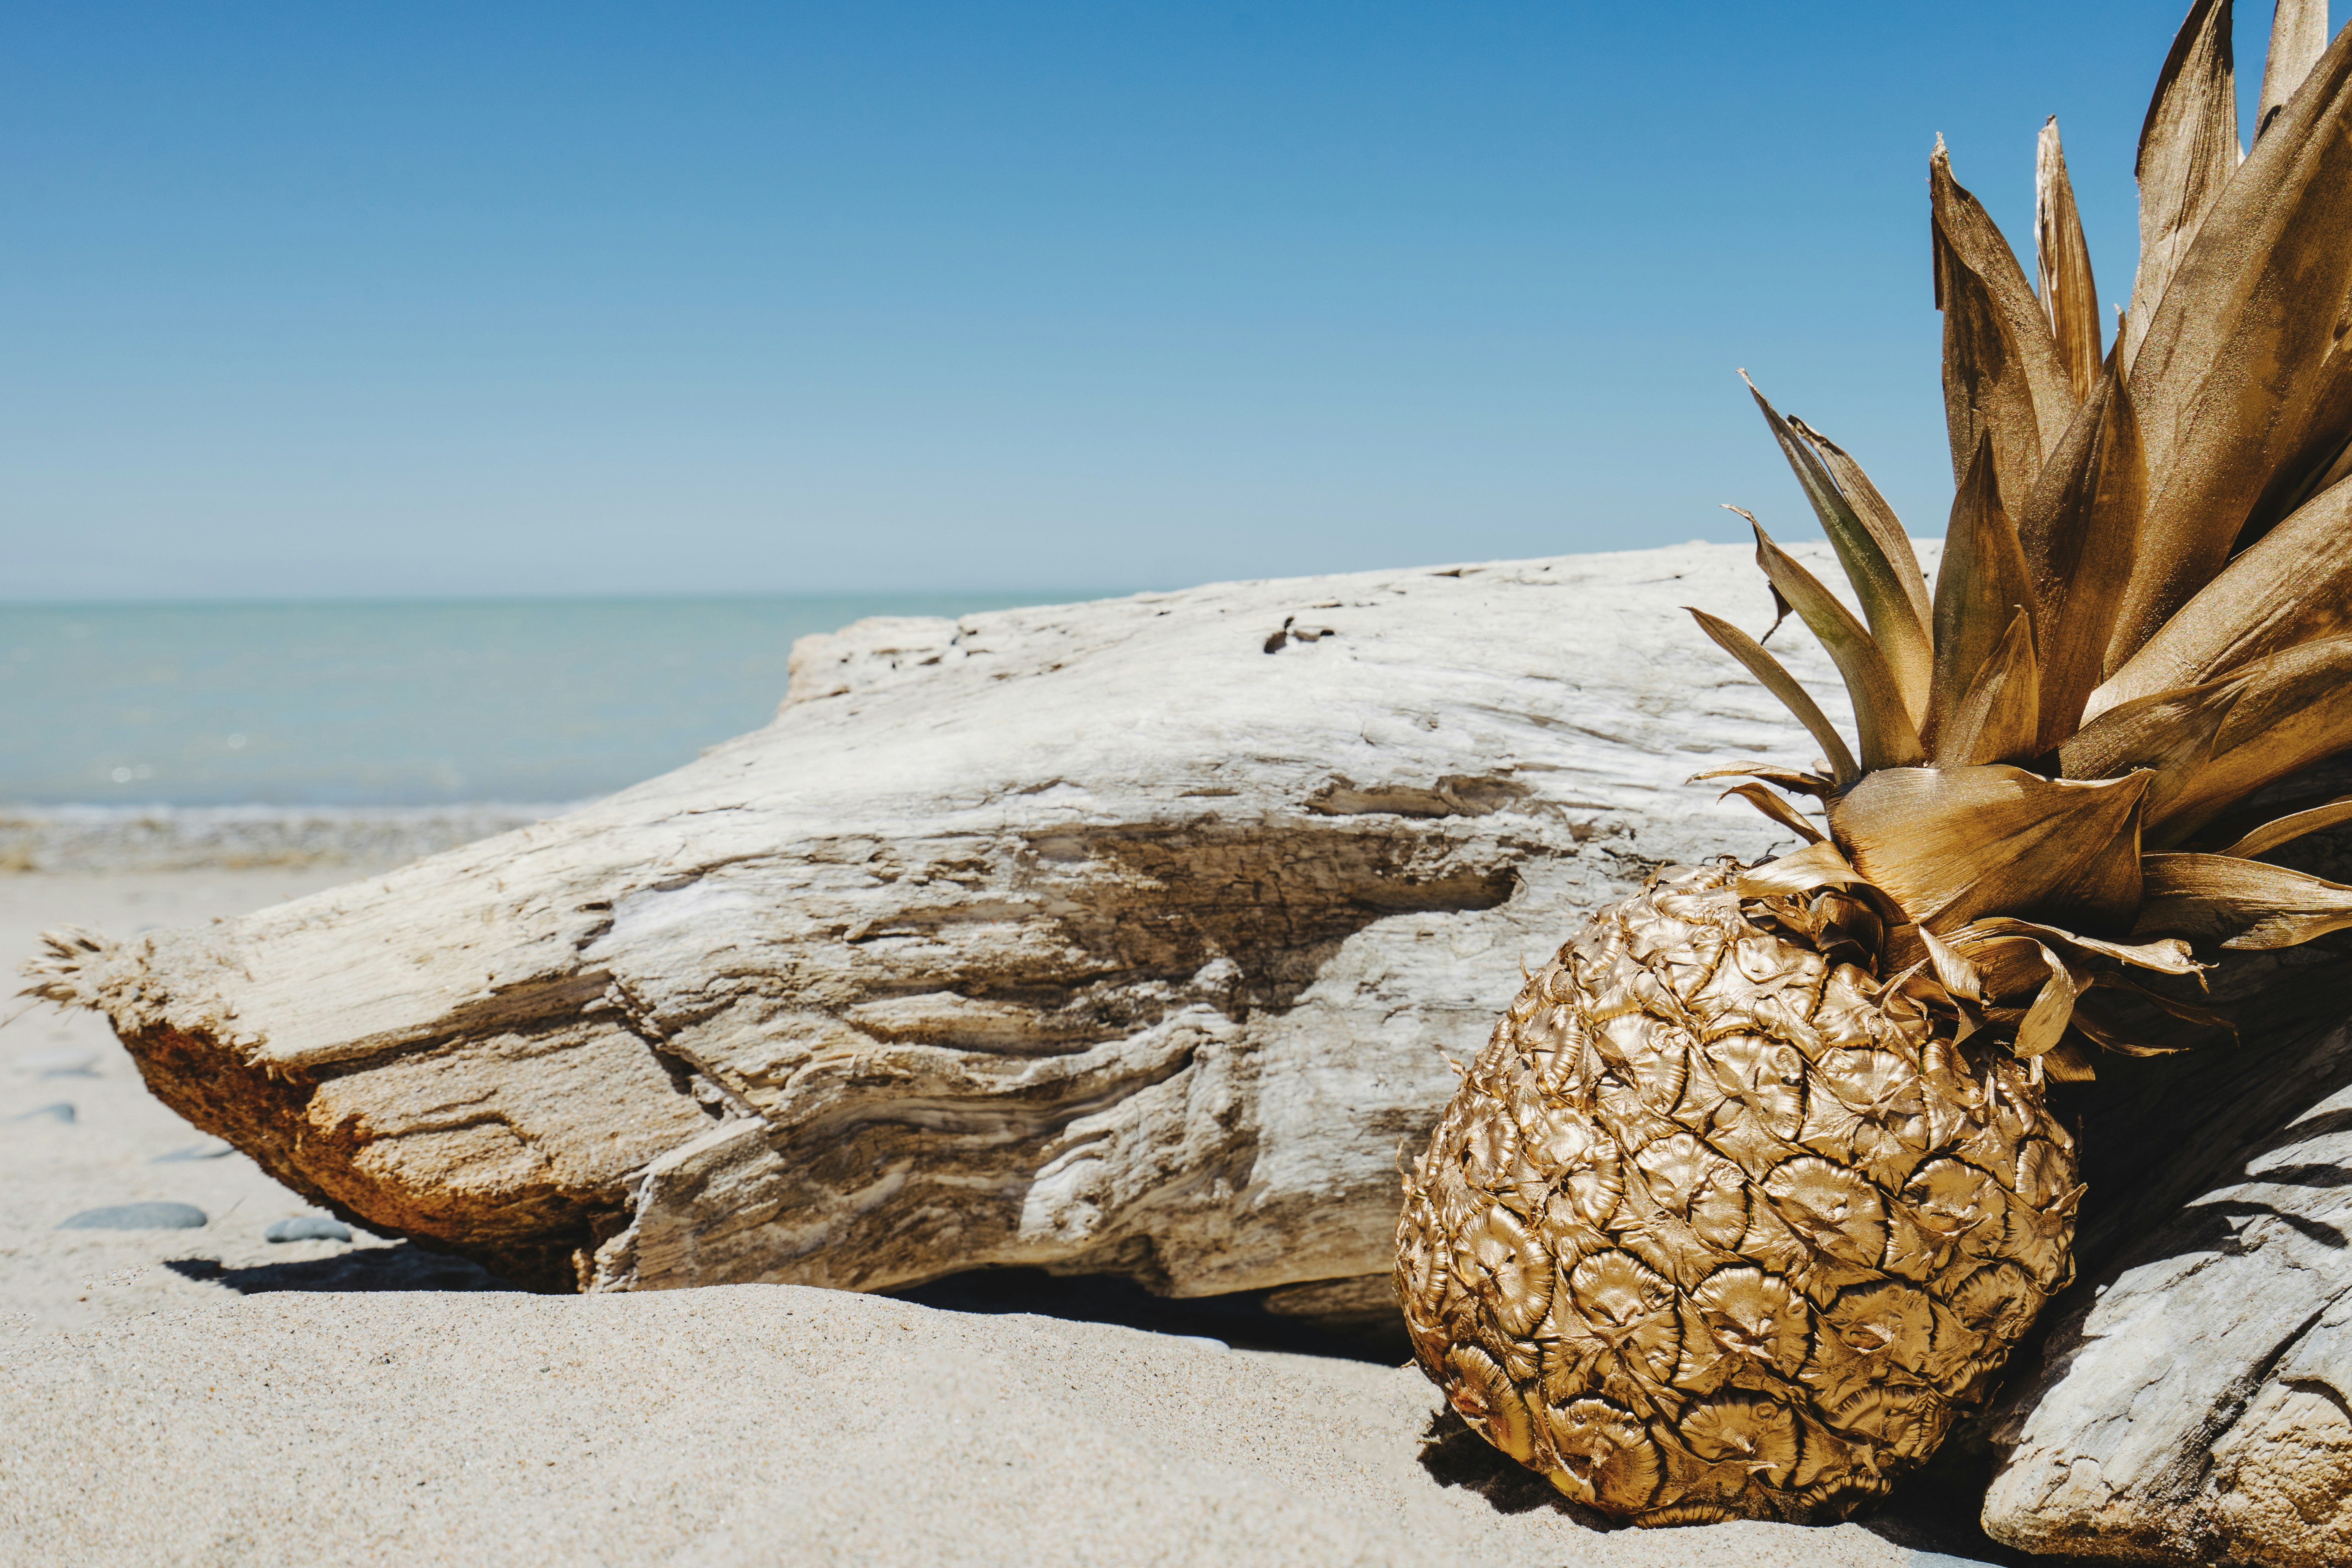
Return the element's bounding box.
[2,2,2332,600]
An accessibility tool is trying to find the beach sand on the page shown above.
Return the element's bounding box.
[0,870,2013,1566]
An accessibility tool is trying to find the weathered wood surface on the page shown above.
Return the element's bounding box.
[26,543,1868,1296]
[1980,999,2352,1565]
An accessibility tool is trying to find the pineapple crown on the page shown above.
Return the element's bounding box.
[1695,0,2352,1072]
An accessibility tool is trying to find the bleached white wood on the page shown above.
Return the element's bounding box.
[1982,1015,2352,1565]
[29,542,1893,1296]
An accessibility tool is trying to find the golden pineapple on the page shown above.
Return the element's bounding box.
[1398,0,2352,1525]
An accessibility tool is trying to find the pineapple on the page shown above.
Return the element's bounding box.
[1397,0,2352,1526]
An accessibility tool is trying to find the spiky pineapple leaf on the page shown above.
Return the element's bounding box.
[2110,19,2352,667]
[2217,795,2352,858]
[2153,634,2352,844]
[1929,437,2037,745]
[2095,473,2352,711]
[1693,766,1834,804]
[1736,837,1862,899]
[2043,1038,2103,1078]
[2074,638,2352,850]
[1735,839,1909,931]
[2035,119,2102,403]
[1932,141,2075,511]
[2136,852,2352,948]
[1784,415,1933,633]
[2017,354,2146,742]
[2068,996,2196,1057]
[1743,379,1935,725]
[1826,764,2149,933]
[1741,518,1925,772]
[2059,674,2240,828]
[2122,0,2239,372]
[2012,944,2081,1059]
[1717,783,1828,845]
[1944,931,2065,1000]
[2258,0,2330,141]
[2092,972,2232,1031]
[1912,923,1986,1005]
[1686,608,1861,785]
[1686,763,1838,800]
[1935,608,2039,768]
[1950,915,2201,976]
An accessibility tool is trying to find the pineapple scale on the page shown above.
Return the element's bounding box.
[1395,860,2080,1525]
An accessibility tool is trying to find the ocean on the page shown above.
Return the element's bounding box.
[0,594,1075,812]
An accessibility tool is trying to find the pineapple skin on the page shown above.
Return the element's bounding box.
[1395,861,2080,1525]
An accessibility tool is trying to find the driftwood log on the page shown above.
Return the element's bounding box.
[27,545,1858,1297]
[1979,1020,2352,1566]
[1970,811,2352,1566]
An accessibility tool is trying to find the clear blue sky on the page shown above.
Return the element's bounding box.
[2,2,2325,599]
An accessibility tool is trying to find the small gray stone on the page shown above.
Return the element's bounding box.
[12,1101,76,1124]
[14,1048,99,1077]
[58,1202,207,1231]
[151,1140,235,1163]
[265,1216,352,1243]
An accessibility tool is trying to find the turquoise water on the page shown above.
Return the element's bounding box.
[0,595,1077,807]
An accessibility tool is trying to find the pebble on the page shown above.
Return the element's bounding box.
[57,1202,208,1231]
[265,1216,352,1244]
[151,1140,236,1163]
[11,1102,77,1125]
[13,1049,99,1077]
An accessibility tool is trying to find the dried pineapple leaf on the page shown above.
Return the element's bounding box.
[1784,414,1933,632]
[1686,763,1837,800]
[1953,915,2203,977]
[2258,0,2330,141]
[1734,840,1907,931]
[2035,118,2103,403]
[2096,474,2352,711]
[1736,838,1865,899]
[2191,781,2352,852]
[2013,943,2082,1060]
[1742,377,1934,725]
[1938,931,2060,1003]
[2151,635,2352,844]
[1717,783,1828,845]
[1936,607,2039,768]
[1826,764,2149,932]
[2018,353,2146,744]
[2059,674,2241,826]
[1740,516,1925,772]
[1930,437,2039,746]
[2112,20,2352,667]
[1913,924,1985,1005]
[2122,0,2240,372]
[2088,971,2236,1035]
[2043,1036,2101,1080]
[2217,795,2352,859]
[1933,139,2074,516]
[1685,609,1861,785]
[2136,852,2352,948]
[2067,995,2195,1057]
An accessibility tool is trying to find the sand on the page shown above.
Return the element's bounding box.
[1,871,2013,1566]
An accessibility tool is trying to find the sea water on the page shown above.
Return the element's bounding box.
[0,594,1074,809]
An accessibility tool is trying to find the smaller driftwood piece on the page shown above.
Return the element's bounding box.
[25,545,1848,1298]
[1979,997,2352,1567]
